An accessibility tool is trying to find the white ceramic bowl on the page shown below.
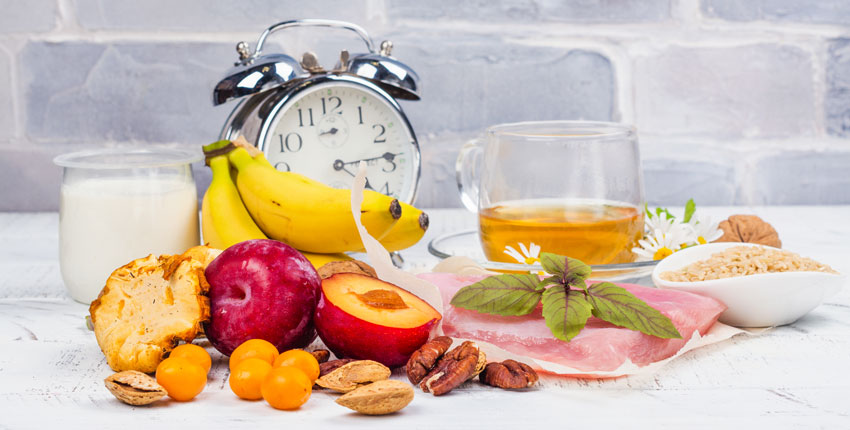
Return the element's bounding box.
[652,242,846,328]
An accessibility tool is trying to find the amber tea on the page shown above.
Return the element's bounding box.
[479,199,644,265]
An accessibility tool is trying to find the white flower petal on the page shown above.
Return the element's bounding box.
[518,242,530,258]
[503,246,524,263]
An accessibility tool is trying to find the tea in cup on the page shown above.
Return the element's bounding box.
[456,121,645,265]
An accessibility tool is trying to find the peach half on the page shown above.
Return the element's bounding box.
[315,273,441,368]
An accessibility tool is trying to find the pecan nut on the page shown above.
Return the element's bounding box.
[420,341,480,396]
[310,349,330,363]
[319,358,357,377]
[480,359,539,389]
[406,336,453,385]
[717,214,781,248]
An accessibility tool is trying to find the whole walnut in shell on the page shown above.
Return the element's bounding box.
[717,215,781,248]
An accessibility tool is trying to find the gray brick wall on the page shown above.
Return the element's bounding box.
[1,0,849,210]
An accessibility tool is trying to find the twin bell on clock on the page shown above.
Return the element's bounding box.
[213,19,421,204]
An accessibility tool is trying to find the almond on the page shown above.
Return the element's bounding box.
[104,370,167,405]
[335,380,414,415]
[315,360,391,393]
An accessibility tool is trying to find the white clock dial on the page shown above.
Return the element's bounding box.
[263,81,416,202]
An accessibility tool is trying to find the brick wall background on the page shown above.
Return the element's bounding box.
[1,0,849,210]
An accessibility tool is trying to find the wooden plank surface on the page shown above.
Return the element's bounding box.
[1,208,848,428]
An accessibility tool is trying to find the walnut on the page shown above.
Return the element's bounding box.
[717,215,781,248]
[480,360,539,389]
[420,341,482,396]
[319,358,357,377]
[406,336,453,385]
[318,260,378,279]
[310,349,330,363]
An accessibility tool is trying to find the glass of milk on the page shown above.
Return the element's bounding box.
[54,148,202,304]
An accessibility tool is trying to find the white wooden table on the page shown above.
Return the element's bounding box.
[1,207,848,428]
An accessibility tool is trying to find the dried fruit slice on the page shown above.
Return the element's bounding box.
[90,246,219,373]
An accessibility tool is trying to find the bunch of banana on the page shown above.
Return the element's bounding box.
[200,140,429,268]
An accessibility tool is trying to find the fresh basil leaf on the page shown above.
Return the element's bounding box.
[541,285,593,342]
[644,202,652,219]
[450,274,544,316]
[539,253,566,277]
[571,278,588,291]
[539,252,592,283]
[538,275,562,288]
[683,199,696,223]
[585,282,682,339]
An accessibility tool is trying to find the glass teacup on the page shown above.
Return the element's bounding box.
[456,121,645,266]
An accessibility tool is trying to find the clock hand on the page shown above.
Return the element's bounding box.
[340,152,402,167]
[332,153,403,177]
[319,127,339,136]
[332,159,357,178]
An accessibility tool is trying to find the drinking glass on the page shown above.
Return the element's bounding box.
[456,121,645,266]
[54,148,202,303]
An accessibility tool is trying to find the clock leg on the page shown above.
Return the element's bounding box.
[389,251,404,268]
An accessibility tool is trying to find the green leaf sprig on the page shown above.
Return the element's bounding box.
[645,198,696,223]
[450,253,682,342]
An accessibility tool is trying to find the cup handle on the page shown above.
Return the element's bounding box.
[455,139,483,212]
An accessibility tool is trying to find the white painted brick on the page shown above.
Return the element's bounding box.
[0,49,13,139]
[413,132,474,208]
[826,39,850,138]
[747,151,850,204]
[75,0,375,32]
[387,0,672,22]
[702,0,850,26]
[0,0,55,33]
[21,41,232,144]
[634,44,816,139]
[0,145,65,211]
[389,32,615,135]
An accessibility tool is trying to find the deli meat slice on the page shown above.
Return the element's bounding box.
[418,273,726,376]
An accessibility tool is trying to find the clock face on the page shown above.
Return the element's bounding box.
[263,80,417,202]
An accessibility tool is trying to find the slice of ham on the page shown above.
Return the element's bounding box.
[418,273,726,377]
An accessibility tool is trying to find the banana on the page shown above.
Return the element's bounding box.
[201,154,269,249]
[300,251,353,269]
[375,203,429,252]
[357,202,429,252]
[251,150,428,252]
[233,140,427,252]
[228,147,402,254]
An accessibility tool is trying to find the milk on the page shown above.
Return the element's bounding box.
[59,177,200,303]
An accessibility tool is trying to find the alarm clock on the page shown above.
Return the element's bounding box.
[213,19,421,204]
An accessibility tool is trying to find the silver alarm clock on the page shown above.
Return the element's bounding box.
[213,19,421,204]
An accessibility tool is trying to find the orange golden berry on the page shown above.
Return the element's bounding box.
[169,343,212,373]
[273,349,320,382]
[155,357,207,401]
[261,366,312,410]
[229,339,279,371]
[230,358,273,400]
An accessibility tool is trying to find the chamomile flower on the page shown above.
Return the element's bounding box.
[504,242,541,265]
[687,216,723,245]
[633,223,694,261]
[645,214,677,235]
